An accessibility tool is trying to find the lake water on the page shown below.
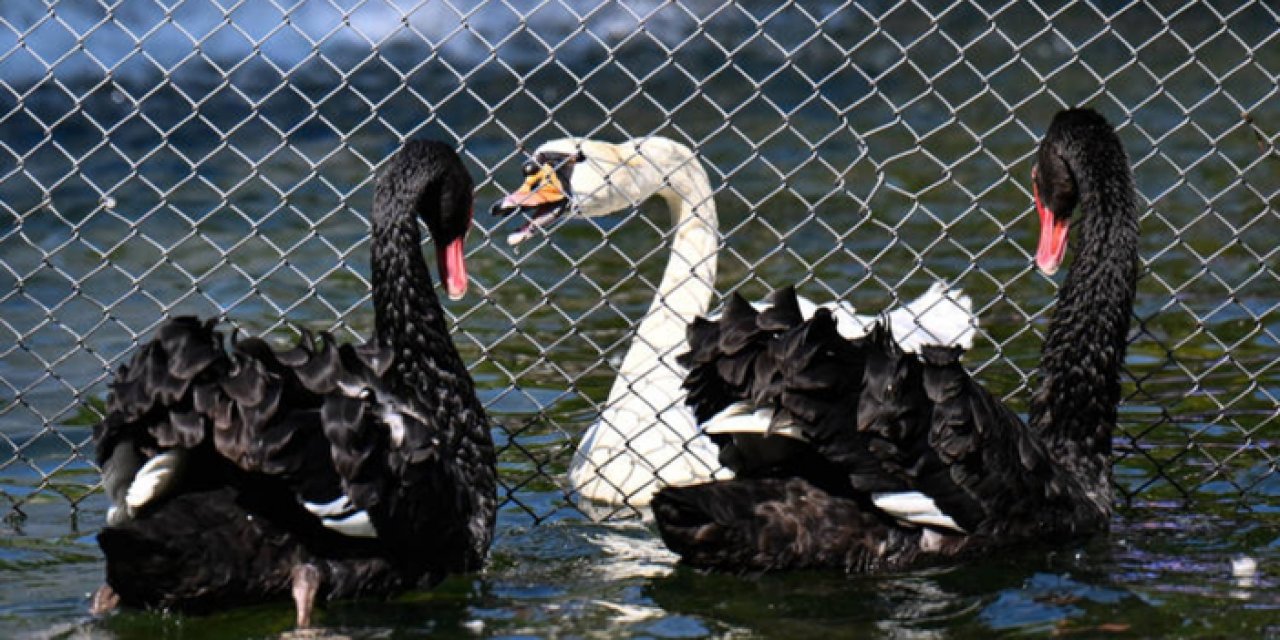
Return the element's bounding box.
[2,1,1279,637]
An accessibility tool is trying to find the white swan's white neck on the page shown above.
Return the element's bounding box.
[563,138,724,509]
[608,144,718,398]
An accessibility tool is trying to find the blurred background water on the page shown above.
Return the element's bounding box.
[1,0,1279,637]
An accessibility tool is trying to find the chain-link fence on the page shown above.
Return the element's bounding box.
[1,0,1278,524]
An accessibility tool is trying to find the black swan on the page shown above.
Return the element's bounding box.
[90,140,497,625]
[650,108,1139,572]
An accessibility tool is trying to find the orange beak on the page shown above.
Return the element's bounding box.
[491,163,574,245]
[492,164,568,212]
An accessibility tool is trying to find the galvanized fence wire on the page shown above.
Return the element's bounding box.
[1,0,1278,522]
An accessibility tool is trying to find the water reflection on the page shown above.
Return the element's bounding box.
[632,508,1278,637]
[3,505,1280,637]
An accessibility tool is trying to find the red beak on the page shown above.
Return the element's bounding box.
[436,205,472,300]
[1034,182,1070,276]
[437,236,468,300]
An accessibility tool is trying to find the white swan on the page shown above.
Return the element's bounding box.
[492,137,976,509]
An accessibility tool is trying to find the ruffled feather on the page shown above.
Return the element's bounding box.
[656,285,1110,571]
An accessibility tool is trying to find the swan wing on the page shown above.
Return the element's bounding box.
[94,317,452,540]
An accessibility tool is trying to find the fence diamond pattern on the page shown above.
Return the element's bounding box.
[1,0,1278,523]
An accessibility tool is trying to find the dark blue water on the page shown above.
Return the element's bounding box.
[2,1,1280,636]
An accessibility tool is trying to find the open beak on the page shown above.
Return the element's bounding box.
[436,236,468,300]
[1034,181,1070,276]
[490,164,570,246]
[435,232,469,300]
[435,206,471,300]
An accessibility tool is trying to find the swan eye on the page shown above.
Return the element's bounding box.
[522,162,538,176]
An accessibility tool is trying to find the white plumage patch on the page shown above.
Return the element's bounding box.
[829,283,976,353]
[379,406,408,448]
[124,450,186,512]
[872,491,967,533]
[701,403,808,441]
[919,528,947,553]
[320,510,378,538]
[303,495,356,518]
[885,283,976,352]
[304,495,378,538]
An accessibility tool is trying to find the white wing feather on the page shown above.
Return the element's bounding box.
[872,491,967,533]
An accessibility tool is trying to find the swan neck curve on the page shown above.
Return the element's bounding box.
[617,146,719,390]
[370,185,479,412]
[1029,133,1139,479]
[369,168,495,569]
[652,160,719,324]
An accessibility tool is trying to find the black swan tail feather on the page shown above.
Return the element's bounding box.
[98,486,411,612]
[97,487,298,613]
[679,287,913,493]
[652,478,931,573]
[96,318,388,518]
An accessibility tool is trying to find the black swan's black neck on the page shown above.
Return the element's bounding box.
[370,186,477,412]
[1028,132,1139,474]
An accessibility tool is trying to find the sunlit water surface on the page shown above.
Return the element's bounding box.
[3,496,1280,638]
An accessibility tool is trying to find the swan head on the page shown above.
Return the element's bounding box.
[1032,109,1116,276]
[379,139,475,299]
[491,138,700,246]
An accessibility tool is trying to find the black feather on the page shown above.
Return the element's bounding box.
[757,286,804,330]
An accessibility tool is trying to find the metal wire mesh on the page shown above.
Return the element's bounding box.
[1,0,1278,523]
